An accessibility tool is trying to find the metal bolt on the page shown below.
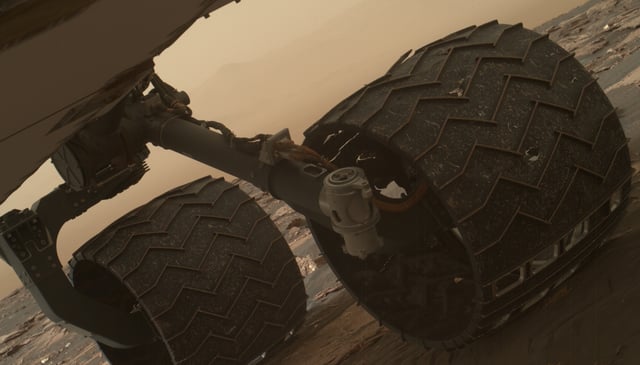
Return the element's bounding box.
[329,168,357,184]
[335,173,348,181]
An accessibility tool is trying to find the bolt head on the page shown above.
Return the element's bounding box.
[329,168,358,184]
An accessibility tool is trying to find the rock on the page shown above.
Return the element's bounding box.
[575,36,608,57]
[295,255,318,277]
[0,329,27,345]
[286,217,307,229]
[313,282,344,301]
[272,205,291,220]
[0,338,31,358]
[545,24,560,34]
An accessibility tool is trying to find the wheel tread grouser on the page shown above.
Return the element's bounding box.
[303,21,631,348]
[71,176,306,364]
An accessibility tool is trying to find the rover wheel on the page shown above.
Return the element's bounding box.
[303,21,631,349]
[70,176,307,364]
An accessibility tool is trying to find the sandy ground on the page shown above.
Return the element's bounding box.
[0,0,639,364]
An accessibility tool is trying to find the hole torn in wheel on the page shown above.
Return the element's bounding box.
[375,180,408,199]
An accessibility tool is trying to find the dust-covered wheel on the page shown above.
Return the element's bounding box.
[302,21,631,349]
[70,176,307,364]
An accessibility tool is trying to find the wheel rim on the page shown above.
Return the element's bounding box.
[71,260,172,365]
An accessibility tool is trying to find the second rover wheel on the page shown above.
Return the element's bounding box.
[70,176,307,364]
[303,21,631,349]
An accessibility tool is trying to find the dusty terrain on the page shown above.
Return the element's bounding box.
[0,0,639,364]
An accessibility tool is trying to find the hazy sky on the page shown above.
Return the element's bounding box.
[155,0,364,91]
[0,0,587,296]
[155,0,586,91]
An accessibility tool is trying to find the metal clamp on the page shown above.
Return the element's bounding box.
[259,128,292,165]
[319,167,383,259]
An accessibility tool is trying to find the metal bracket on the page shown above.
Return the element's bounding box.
[259,128,291,166]
[0,165,155,349]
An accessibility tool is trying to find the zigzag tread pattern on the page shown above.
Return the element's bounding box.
[70,176,307,364]
[307,21,629,261]
[303,21,631,348]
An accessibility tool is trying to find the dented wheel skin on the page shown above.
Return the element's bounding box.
[70,176,307,364]
[303,21,632,349]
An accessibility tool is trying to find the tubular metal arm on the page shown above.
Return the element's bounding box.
[142,112,384,259]
[143,112,333,226]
